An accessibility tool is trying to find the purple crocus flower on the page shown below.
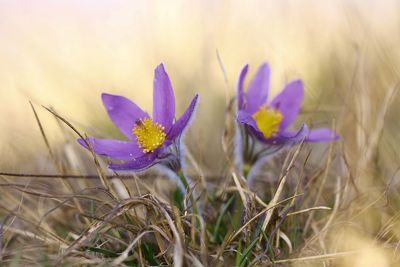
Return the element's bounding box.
[78,64,199,170]
[236,63,338,145]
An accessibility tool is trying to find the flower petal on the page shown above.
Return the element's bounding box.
[108,153,157,170]
[265,124,309,145]
[167,94,199,141]
[237,64,249,110]
[270,80,304,130]
[102,93,149,139]
[237,110,268,141]
[237,110,309,145]
[77,137,144,160]
[237,110,258,130]
[306,128,339,143]
[153,63,175,132]
[246,63,270,114]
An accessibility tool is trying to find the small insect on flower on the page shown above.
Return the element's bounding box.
[78,64,199,170]
[236,62,339,145]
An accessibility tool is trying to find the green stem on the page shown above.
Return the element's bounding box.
[177,170,190,190]
[243,162,251,179]
[177,170,199,215]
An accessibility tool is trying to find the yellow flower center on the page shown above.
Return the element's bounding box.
[132,118,166,153]
[252,107,283,138]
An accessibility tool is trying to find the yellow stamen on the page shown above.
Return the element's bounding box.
[252,107,283,138]
[132,118,166,153]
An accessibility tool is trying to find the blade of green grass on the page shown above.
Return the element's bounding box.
[141,243,161,266]
[212,195,235,242]
[85,246,120,258]
[239,237,258,267]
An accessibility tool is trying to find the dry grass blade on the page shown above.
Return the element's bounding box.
[29,101,54,159]
[112,230,153,265]
[188,251,205,267]
[30,103,90,222]
[56,198,150,261]
[259,140,305,241]
[3,226,68,249]
[217,186,270,208]
[360,83,399,169]
[0,203,70,246]
[286,206,331,217]
[273,250,358,264]
[216,49,230,104]
[304,119,336,235]
[229,194,303,242]
[231,172,247,206]
[158,204,184,267]
[41,106,113,195]
[279,231,293,254]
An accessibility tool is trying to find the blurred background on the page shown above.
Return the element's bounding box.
[0,0,399,170]
[1,1,400,265]
[1,0,399,172]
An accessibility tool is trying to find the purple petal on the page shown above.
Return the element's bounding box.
[265,124,309,145]
[306,128,339,143]
[246,63,270,114]
[108,153,157,170]
[153,64,175,132]
[237,64,249,110]
[167,94,199,141]
[236,110,268,141]
[77,137,144,160]
[237,110,309,145]
[102,93,149,139]
[270,80,304,130]
[237,110,258,129]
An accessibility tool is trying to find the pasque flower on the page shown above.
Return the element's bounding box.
[78,64,199,170]
[236,63,338,145]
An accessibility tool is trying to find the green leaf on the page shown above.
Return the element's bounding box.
[212,195,235,242]
[85,246,119,258]
[239,237,258,267]
[141,243,160,266]
[173,187,185,212]
[235,239,243,266]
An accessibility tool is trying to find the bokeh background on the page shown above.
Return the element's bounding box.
[1,0,399,171]
[1,2,400,265]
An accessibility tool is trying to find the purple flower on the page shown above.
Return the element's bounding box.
[78,64,199,170]
[236,63,338,145]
